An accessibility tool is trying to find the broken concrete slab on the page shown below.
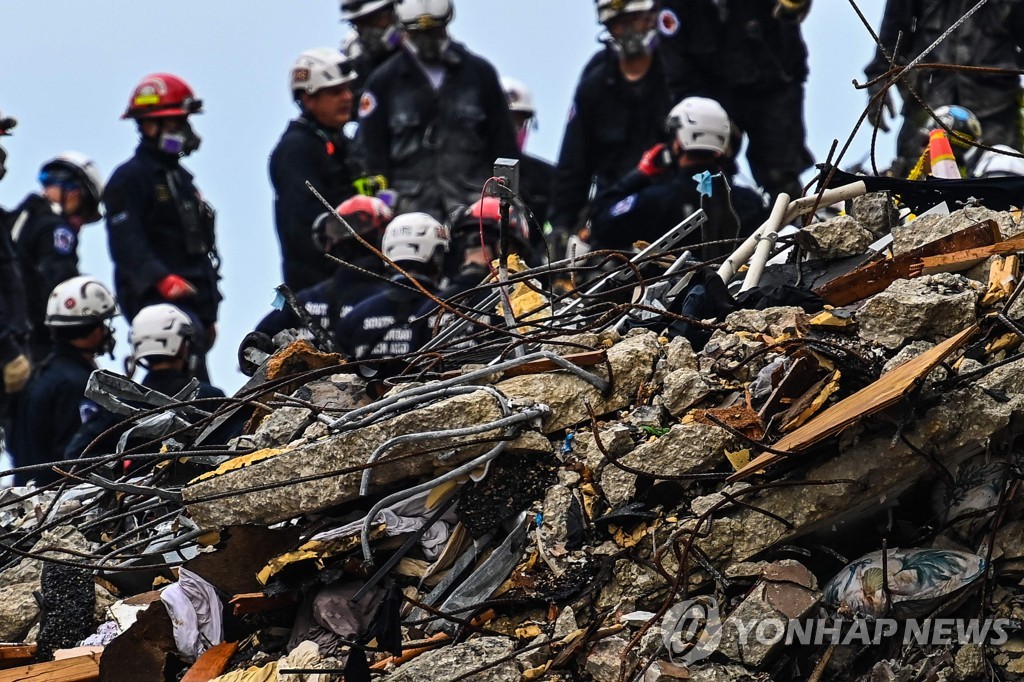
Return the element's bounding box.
[585,636,637,682]
[387,636,519,682]
[857,273,979,349]
[661,368,716,417]
[851,192,898,236]
[803,215,875,259]
[892,207,1017,256]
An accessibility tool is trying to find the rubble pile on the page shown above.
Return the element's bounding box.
[5,194,1024,681]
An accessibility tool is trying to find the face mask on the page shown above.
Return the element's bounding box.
[158,120,202,156]
[516,126,529,152]
[359,23,402,58]
[611,28,658,59]
[408,32,449,64]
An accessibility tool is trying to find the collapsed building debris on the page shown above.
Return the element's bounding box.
[6,183,1024,682]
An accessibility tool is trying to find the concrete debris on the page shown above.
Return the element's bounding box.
[7,200,1024,681]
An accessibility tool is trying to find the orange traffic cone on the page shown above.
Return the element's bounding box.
[928,129,961,179]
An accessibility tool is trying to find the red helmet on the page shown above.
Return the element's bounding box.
[313,195,394,253]
[451,196,529,248]
[122,73,204,120]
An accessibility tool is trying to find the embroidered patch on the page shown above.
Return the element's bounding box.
[359,92,377,118]
[79,399,100,424]
[610,194,637,217]
[658,8,680,36]
[155,184,171,202]
[53,226,75,255]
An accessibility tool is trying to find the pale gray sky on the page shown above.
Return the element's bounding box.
[0,0,889,391]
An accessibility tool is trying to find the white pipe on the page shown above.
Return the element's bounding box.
[782,181,868,224]
[718,192,789,284]
[741,192,791,292]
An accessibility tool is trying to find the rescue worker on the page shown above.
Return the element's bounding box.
[255,195,392,340]
[0,112,31,413]
[104,73,221,382]
[7,153,104,361]
[7,276,117,485]
[340,0,404,102]
[866,0,1024,177]
[550,0,673,244]
[913,105,1024,180]
[501,77,555,246]
[336,211,449,362]
[420,197,530,350]
[64,303,224,462]
[591,97,768,255]
[270,49,360,291]
[356,0,519,220]
[657,0,813,199]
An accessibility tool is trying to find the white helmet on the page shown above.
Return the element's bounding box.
[395,0,453,30]
[382,212,450,264]
[45,276,118,328]
[290,48,357,99]
[974,146,1024,178]
[129,304,194,363]
[39,152,104,224]
[341,0,395,21]
[501,77,535,117]
[667,97,731,154]
[596,0,655,24]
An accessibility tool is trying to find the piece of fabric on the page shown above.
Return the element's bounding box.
[160,566,223,663]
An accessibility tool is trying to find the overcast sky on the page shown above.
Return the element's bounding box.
[0,0,889,392]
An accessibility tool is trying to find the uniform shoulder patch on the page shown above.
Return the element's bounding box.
[53,225,76,255]
[359,92,377,118]
[610,194,637,217]
[658,9,680,36]
[79,399,100,425]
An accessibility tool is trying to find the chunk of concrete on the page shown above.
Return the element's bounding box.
[857,273,978,349]
[662,368,716,417]
[851,192,898,236]
[585,636,637,682]
[388,636,520,682]
[803,215,874,258]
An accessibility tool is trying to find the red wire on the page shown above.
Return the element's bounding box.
[479,176,503,278]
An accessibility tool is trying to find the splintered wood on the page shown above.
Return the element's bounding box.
[729,325,978,482]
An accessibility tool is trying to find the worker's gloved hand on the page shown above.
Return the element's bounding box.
[773,0,810,21]
[866,81,897,133]
[637,143,672,178]
[3,354,30,393]
[157,274,197,300]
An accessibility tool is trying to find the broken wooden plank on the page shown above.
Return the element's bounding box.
[181,641,239,682]
[729,325,978,482]
[0,644,36,669]
[0,652,101,682]
[229,592,295,616]
[916,233,1024,275]
[981,255,1020,307]
[815,220,999,306]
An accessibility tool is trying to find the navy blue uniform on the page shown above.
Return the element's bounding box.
[7,345,95,485]
[657,0,813,196]
[551,48,673,232]
[356,42,519,220]
[335,274,436,361]
[7,194,80,361]
[104,142,221,326]
[255,268,383,341]
[591,166,768,254]
[519,153,555,238]
[64,368,224,463]
[0,209,29,412]
[418,264,494,351]
[269,115,358,291]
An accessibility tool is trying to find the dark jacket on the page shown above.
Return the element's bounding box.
[104,142,221,324]
[658,0,810,99]
[865,0,1024,117]
[0,210,29,370]
[519,153,555,237]
[335,273,437,361]
[255,267,384,341]
[550,48,673,231]
[356,41,519,220]
[8,345,95,485]
[7,194,80,361]
[591,165,768,253]
[269,115,358,291]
